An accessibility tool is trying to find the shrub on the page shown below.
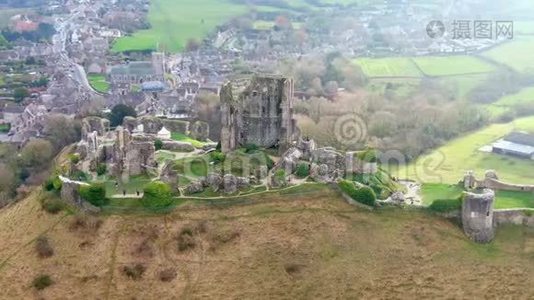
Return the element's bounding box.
[141,181,173,210]
[177,227,196,252]
[429,198,461,213]
[35,236,54,258]
[210,151,226,164]
[274,169,287,186]
[354,186,377,206]
[357,149,378,163]
[295,163,310,178]
[79,183,108,207]
[96,163,107,176]
[70,214,103,233]
[154,139,163,151]
[122,263,146,280]
[32,274,53,290]
[71,170,89,181]
[338,180,376,206]
[244,143,259,153]
[69,154,80,164]
[159,268,177,282]
[41,197,64,214]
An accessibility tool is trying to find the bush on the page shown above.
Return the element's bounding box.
[210,151,226,164]
[159,268,177,282]
[141,181,173,210]
[177,227,196,252]
[357,149,378,163]
[79,183,108,207]
[32,274,53,290]
[295,163,310,178]
[71,170,89,181]
[244,143,259,153]
[69,154,80,164]
[44,176,62,191]
[41,197,64,214]
[122,263,146,280]
[35,236,54,258]
[429,198,461,213]
[96,163,107,176]
[69,214,103,233]
[354,186,377,206]
[154,139,163,151]
[338,180,376,206]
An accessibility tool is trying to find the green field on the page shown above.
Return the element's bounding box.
[394,116,534,185]
[171,132,205,148]
[355,56,496,79]
[482,37,534,73]
[439,74,488,100]
[87,73,110,93]
[421,183,534,209]
[112,0,251,52]
[486,86,534,117]
[412,56,496,77]
[354,57,422,78]
[104,175,152,197]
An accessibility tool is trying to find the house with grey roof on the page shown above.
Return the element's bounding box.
[492,132,534,160]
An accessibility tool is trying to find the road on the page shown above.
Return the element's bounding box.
[52,5,101,94]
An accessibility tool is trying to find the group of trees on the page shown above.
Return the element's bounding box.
[278,52,367,97]
[1,23,56,43]
[0,114,81,207]
[295,76,490,160]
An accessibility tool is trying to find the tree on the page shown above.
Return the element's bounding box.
[13,87,29,103]
[20,139,54,169]
[43,114,81,151]
[295,163,310,178]
[141,181,173,210]
[108,104,136,127]
[0,163,17,202]
[79,183,108,207]
[154,139,163,151]
[96,164,107,176]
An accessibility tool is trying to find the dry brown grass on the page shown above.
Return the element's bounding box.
[2,187,534,298]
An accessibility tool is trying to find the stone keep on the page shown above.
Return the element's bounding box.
[462,189,495,243]
[220,75,298,153]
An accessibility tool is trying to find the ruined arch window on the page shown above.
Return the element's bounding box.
[252,90,258,97]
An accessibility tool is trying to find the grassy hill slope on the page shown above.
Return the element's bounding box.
[2,187,534,297]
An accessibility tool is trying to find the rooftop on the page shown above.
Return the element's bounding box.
[110,61,155,76]
[504,132,534,147]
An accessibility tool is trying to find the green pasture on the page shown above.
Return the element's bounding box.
[112,0,250,52]
[171,132,205,148]
[87,73,110,93]
[482,37,534,73]
[412,56,496,77]
[421,183,534,209]
[486,86,534,117]
[394,116,534,185]
[353,57,422,78]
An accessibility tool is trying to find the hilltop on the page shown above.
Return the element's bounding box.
[2,187,534,298]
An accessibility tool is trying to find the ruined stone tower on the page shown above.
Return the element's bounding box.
[462,189,495,243]
[220,75,298,153]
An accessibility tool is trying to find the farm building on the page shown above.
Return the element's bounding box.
[492,132,534,159]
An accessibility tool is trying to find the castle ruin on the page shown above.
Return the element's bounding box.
[220,75,298,153]
[461,189,495,243]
